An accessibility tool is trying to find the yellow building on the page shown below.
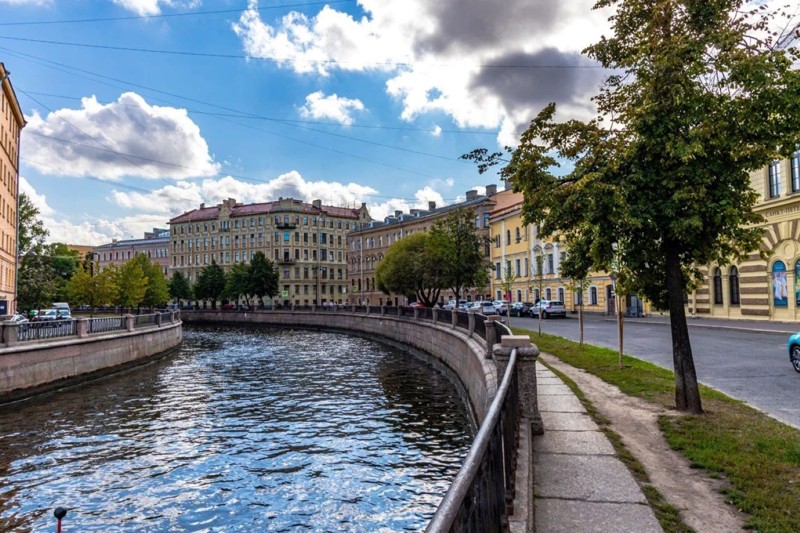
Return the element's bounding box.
[690,154,800,321]
[0,63,24,315]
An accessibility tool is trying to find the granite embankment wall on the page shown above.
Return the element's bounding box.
[182,310,498,423]
[0,318,183,403]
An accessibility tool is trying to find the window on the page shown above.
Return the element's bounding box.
[494,235,501,248]
[547,253,554,274]
[515,228,521,242]
[558,287,564,302]
[546,288,552,300]
[590,286,598,305]
[495,262,501,279]
[769,161,781,198]
[284,231,290,242]
[515,259,521,276]
[793,151,800,192]
[506,230,511,245]
[730,266,740,306]
[713,268,723,305]
[524,258,529,277]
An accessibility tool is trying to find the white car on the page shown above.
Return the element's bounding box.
[531,300,567,318]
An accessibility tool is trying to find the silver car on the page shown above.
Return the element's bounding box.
[531,300,567,318]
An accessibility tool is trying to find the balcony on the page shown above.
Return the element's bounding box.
[276,222,297,229]
[278,257,296,265]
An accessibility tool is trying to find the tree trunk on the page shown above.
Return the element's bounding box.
[579,301,584,346]
[664,240,703,414]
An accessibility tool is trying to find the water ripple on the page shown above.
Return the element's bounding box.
[0,325,473,531]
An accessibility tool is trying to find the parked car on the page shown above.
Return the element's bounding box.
[36,309,60,322]
[531,300,567,319]
[509,302,525,317]
[479,302,499,315]
[408,301,425,308]
[495,301,509,315]
[788,331,800,372]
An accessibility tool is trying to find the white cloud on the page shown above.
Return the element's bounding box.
[431,125,442,137]
[0,0,51,5]
[111,0,200,17]
[299,91,365,126]
[22,92,219,180]
[233,0,611,146]
[19,176,54,217]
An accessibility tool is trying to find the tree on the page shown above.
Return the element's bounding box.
[169,271,192,306]
[376,232,446,307]
[18,193,48,257]
[249,251,279,307]
[133,254,169,309]
[113,260,148,311]
[466,0,800,413]
[428,207,489,300]
[47,243,82,301]
[226,262,252,306]
[195,260,226,309]
[65,265,117,316]
[17,254,58,314]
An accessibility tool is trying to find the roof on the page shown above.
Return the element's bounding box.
[169,199,364,224]
[94,236,170,250]
[489,189,524,218]
[349,195,493,234]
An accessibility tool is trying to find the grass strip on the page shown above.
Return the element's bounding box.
[515,327,800,532]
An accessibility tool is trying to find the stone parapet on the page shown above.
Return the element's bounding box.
[494,335,543,435]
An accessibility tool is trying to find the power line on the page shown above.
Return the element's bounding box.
[0,1,358,26]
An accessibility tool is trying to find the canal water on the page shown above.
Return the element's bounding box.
[0,326,474,532]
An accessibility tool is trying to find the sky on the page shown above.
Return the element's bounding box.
[1,0,614,245]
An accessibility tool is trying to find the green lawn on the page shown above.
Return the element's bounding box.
[514,327,800,532]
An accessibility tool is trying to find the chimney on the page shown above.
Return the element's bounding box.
[200,203,205,209]
[312,199,322,209]
[466,190,478,200]
[485,184,497,197]
[395,210,402,217]
[428,201,436,210]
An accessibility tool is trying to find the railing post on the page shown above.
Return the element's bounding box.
[76,318,89,338]
[366,305,371,314]
[468,311,476,337]
[452,309,458,329]
[381,306,386,316]
[3,321,18,347]
[397,306,402,318]
[483,315,498,359]
[125,314,135,332]
[432,308,438,323]
[155,312,162,327]
[311,304,316,312]
[493,335,543,435]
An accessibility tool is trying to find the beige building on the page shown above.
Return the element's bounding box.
[169,198,371,305]
[690,154,800,321]
[346,185,499,306]
[93,229,171,277]
[0,63,24,315]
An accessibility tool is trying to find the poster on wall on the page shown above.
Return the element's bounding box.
[795,261,800,305]
[773,261,788,307]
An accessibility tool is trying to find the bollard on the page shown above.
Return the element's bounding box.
[468,310,476,337]
[452,309,458,329]
[432,307,438,324]
[484,315,498,359]
[54,507,67,533]
[494,335,543,435]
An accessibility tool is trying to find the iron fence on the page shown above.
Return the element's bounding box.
[420,308,433,320]
[18,320,78,342]
[456,311,470,331]
[474,315,486,339]
[368,306,383,314]
[89,317,125,334]
[400,306,416,318]
[134,314,156,327]
[438,309,453,323]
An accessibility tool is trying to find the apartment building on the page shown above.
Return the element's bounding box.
[93,229,171,277]
[690,153,800,321]
[169,197,371,306]
[346,185,499,306]
[0,63,24,315]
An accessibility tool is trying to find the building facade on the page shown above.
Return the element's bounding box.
[169,198,371,306]
[93,229,171,277]
[0,63,24,315]
[346,185,499,306]
[690,154,800,321]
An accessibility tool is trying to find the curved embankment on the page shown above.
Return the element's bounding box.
[182,310,498,424]
[0,317,183,404]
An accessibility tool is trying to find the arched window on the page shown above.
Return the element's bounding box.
[590,286,598,305]
[515,227,520,242]
[772,261,788,307]
[534,289,540,301]
[729,266,740,306]
[713,268,723,305]
[558,287,565,303]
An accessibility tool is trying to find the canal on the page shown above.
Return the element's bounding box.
[0,325,474,531]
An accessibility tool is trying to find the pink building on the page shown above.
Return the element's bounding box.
[93,228,170,277]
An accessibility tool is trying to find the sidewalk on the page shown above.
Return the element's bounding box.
[605,313,798,335]
[533,364,662,532]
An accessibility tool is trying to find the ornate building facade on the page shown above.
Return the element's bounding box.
[93,229,171,277]
[169,198,371,306]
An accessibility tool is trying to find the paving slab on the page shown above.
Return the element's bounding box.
[537,383,574,396]
[533,430,615,455]
[540,411,599,431]
[535,454,646,503]
[536,499,662,533]
[538,393,586,413]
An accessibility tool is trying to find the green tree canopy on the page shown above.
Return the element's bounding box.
[113,260,148,310]
[376,232,446,306]
[17,255,58,313]
[132,254,169,308]
[225,262,252,305]
[18,193,48,257]
[195,260,226,308]
[248,251,279,306]
[65,265,118,315]
[169,271,192,304]
[465,0,800,413]
[428,207,489,300]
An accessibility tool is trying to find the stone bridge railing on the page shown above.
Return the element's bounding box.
[181,307,541,531]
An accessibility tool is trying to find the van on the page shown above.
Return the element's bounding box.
[52,302,71,316]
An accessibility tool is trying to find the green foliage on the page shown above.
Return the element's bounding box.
[428,207,489,299]
[112,260,148,310]
[169,271,192,303]
[225,262,252,305]
[17,255,59,313]
[18,193,48,256]
[133,254,169,308]
[195,260,226,308]
[248,251,279,305]
[65,265,117,314]
[376,232,446,306]
[47,243,82,301]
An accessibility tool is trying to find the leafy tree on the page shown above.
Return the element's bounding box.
[466,0,800,413]
[248,251,279,307]
[133,254,169,309]
[376,232,446,307]
[18,193,48,256]
[169,271,192,305]
[17,254,58,314]
[113,260,148,311]
[195,260,226,309]
[225,262,252,306]
[65,265,117,316]
[428,207,489,300]
[47,243,82,301]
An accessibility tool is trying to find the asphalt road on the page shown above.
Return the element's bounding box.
[510,314,800,428]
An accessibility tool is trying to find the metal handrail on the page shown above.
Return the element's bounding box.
[426,348,519,532]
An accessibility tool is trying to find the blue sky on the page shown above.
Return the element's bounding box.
[1,0,612,244]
